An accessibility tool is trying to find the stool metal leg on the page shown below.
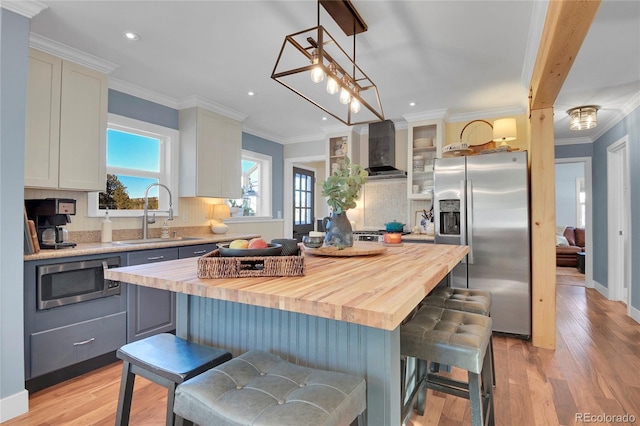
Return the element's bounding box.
[115,361,136,426]
[468,371,483,426]
[416,358,428,416]
[166,383,177,426]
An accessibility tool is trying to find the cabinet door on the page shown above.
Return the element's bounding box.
[179,107,242,198]
[126,248,178,342]
[58,60,107,191]
[195,108,221,197]
[218,117,242,199]
[25,49,61,188]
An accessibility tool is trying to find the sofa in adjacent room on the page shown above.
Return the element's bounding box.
[556,226,585,267]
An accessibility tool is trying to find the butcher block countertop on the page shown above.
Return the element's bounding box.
[105,242,468,331]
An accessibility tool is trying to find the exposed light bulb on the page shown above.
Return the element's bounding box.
[350,98,361,114]
[310,50,324,83]
[350,87,361,114]
[339,76,351,105]
[326,63,339,94]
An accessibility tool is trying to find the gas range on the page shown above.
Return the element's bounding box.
[352,230,410,242]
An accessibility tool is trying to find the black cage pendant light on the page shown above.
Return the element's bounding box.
[271,0,384,126]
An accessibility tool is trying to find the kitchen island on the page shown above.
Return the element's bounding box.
[105,242,468,425]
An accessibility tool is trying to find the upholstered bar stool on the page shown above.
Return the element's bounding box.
[400,306,495,426]
[173,350,366,426]
[421,287,495,385]
[115,333,232,426]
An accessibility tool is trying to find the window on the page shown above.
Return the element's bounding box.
[88,114,179,217]
[228,150,272,218]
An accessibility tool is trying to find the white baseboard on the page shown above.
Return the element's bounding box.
[0,389,28,422]
[629,304,640,324]
[593,279,609,299]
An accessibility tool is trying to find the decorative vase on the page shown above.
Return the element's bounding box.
[322,212,354,247]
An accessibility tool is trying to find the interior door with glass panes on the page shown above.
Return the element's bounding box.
[292,167,315,242]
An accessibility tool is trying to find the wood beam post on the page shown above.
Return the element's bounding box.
[528,0,601,349]
[530,107,557,349]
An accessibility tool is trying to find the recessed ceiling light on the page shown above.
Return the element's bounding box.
[248,91,254,96]
[409,102,416,107]
[322,117,328,121]
[122,31,140,41]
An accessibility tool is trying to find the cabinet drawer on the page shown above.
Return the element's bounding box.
[178,243,217,258]
[127,247,179,265]
[30,311,126,378]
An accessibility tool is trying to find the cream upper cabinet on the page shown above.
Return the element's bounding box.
[407,119,445,200]
[325,130,360,177]
[179,107,242,198]
[25,49,107,191]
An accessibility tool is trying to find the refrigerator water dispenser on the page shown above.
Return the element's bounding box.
[439,199,460,235]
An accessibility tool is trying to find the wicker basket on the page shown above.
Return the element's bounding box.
[197,248,306,278]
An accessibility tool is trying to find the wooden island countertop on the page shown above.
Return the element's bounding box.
[105,242,468,331]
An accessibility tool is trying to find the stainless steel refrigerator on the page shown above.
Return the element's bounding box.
[434,151,531,337]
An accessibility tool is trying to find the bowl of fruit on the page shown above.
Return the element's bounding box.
[217,238,282,257]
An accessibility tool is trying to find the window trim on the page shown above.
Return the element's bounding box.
[88,114,180,218]
[226,149,272,221]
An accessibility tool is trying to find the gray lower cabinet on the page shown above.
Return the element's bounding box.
[24,252,128,382]
[126,244,217,342]
[127,247,179,342]
[31,312,126,377]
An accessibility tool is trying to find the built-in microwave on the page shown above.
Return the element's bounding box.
[36,257,121,310]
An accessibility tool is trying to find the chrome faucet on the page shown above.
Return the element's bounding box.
[143,183,174,239]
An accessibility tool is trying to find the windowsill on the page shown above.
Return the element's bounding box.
[224,216,282,224]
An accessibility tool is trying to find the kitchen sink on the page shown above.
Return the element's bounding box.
[111,236,205,245]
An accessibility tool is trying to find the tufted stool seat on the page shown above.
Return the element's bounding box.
[421,287,492,316]
[173,350,366,426]
[400,306,494,426]
[421,287,495,384]
[115,333,232,426]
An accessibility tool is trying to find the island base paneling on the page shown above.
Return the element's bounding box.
[177,294,401,426]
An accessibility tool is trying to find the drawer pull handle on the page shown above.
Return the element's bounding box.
[73,338,95,346]
[193,250,207,255]
[147,256,165,261]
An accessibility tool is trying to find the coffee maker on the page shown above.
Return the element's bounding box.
[25,198,77,249]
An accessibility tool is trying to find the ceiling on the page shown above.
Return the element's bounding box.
[11,0,640,145]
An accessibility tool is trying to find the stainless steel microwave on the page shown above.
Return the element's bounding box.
[36,257,121,310]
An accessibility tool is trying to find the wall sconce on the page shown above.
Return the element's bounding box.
[567,106,598,130]
[271,0,384,126]
[492,118,517,147]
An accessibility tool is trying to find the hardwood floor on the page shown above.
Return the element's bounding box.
[4,269,639,426]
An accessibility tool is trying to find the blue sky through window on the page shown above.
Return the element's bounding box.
[107,129,160,198]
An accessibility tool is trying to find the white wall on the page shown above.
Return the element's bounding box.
[555,162,584,227]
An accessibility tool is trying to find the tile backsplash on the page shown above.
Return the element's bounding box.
[360,180,408,229]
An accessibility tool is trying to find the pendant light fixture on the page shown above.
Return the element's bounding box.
[271,0,384,126]
[567,106,598,130]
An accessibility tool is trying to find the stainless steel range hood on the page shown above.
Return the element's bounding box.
[366,120,407,179]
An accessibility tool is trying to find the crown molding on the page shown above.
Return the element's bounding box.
[177,95,248,122]
[242,125,288,145]
[521,0,549,89]
[109,78,180,109]
[620,90,640,117]
[1,1,47,18]
[554,137,592,146]
[447,106,527,123]
[29,33,118,74]
[401,109,449,123]
[581,90,640,143]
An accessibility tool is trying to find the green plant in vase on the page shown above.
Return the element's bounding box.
[321,156,368,247]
